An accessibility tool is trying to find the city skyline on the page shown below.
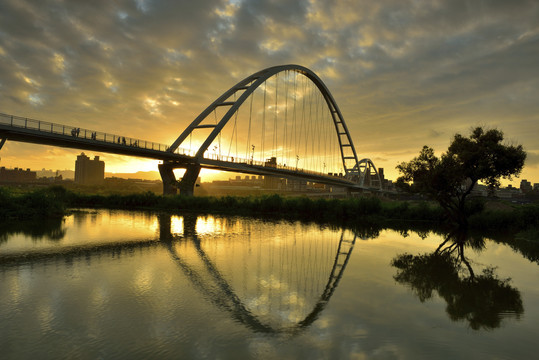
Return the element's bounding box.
[0,0,538,185]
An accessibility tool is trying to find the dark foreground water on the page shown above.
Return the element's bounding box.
[0,210,537,359]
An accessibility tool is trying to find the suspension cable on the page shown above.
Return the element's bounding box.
[246,87,254,160]
[261,81,267,162]
[273,73,278,159]
[293,73,298,166]
[283,70,289,167]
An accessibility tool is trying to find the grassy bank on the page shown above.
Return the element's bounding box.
[1,186,538,236]
[0,187,65,219]
[61,188,445,224]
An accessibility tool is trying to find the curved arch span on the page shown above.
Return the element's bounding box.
[356,158,382,189]
[168,64,361,179]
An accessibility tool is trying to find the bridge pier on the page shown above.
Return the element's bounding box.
[178,164,201,197]
[159,162,201,196]
[158,163,178,195]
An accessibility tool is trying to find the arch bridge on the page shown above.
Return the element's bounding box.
[0,65,381,195]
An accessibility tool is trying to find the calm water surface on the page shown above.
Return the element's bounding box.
[0,210,538,359]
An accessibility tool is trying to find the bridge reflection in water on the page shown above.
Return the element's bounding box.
[160,214,356,335]
[0,211,356,335]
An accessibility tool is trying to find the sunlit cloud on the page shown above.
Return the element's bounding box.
[52,53,65,72]
[28,93,43,106]
[17,72,40,87]
[215,0,240,19]
[135,0,151,14]
[143,97,161,116]
[0,0,536,185]
[260,38,284,54]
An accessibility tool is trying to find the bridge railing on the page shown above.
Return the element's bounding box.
[202,152,348,182]
[0,112,193,156]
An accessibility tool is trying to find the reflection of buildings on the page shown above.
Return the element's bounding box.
[75,153,105,185]
[0,166,36,183]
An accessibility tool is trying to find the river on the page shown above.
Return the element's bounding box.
[1,209,538,359]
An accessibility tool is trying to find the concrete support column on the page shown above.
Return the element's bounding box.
[159,162,201,196]
[158,163,178,195]
[178,164,201,197]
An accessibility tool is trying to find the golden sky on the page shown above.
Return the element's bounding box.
[0,0,538,184]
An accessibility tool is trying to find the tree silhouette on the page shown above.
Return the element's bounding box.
[391,229,523,330]
[396,127,526,227]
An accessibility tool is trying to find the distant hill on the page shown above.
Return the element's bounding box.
[105,171,161,181]
[36,169,161,181]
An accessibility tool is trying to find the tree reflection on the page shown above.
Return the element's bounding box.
[391,229,523,330]
[0,218,66,243]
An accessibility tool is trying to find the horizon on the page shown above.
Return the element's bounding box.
[3,161,537,188]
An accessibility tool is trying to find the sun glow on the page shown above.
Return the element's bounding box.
[106,158,161,174]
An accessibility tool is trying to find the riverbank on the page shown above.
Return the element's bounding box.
[1,186,538,235]
[0,186,65,219]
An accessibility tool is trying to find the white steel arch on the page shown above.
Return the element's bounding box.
[169,64,367,181]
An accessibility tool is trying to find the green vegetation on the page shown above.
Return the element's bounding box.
[397,127,526,227]
[0,186,66,219]
[2,185,538,237]
[62,190,445,224]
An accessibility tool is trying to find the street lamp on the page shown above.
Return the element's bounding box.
[251,144,255,165]
[296,155,299,171]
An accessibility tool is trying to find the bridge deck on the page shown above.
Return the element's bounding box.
[0,112,192,161]
[0,112,371,190]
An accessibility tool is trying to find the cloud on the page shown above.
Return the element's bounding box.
[524,151,539,168]
[0,0,537,183]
